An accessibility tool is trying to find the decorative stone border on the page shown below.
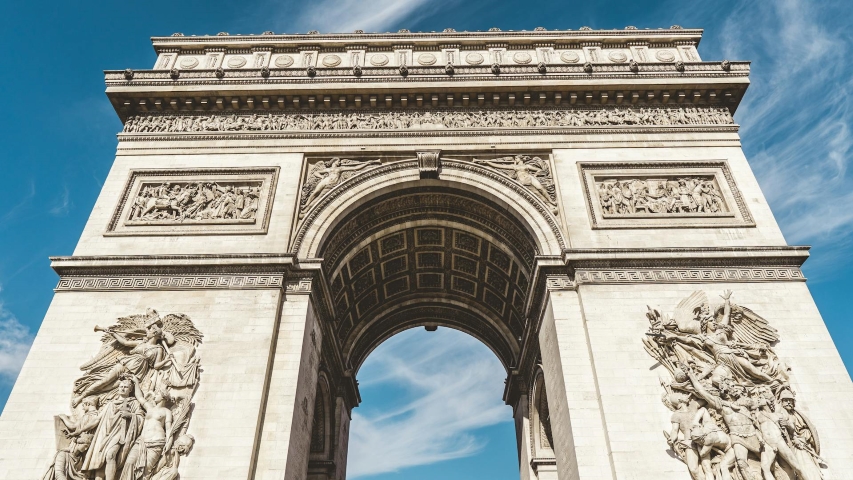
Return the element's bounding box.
[106,167,279,236]
[578,160,754,229]
[55,274,285,291]
[574,267,805,284]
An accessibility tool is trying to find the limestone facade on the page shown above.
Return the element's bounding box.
[1,27,851,480]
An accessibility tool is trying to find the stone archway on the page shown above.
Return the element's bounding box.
[292,155,566,479]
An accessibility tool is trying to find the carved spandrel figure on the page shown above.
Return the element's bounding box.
[81,378,145,480]
[300,157,381,217]
[474,155,558,211]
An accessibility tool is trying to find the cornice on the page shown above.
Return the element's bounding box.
[151,28,704,51]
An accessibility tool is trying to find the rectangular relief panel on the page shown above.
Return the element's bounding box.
[579,161,754,229]
[106,167,279,236]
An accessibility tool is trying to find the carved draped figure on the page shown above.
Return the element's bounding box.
[81,397,145,473]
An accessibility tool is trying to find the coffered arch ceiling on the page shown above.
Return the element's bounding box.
[319,187,539,373]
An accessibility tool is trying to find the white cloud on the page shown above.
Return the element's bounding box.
[0,289,33,386]
[292,0,446,33]
[49,184,72,216]
[348,328,511,477]
[707,0,853,271]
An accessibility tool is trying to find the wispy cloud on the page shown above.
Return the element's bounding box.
[1,180,36,224]
[349,328,510,477]
[49,184,72,216]
[0,287,33,386]
[264,0,453,34]
[704,0,853,272]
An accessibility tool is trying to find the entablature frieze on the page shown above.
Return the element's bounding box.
[106,64,748,121]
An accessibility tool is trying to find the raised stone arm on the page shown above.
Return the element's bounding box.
[109,331,143,349]
[719,290,733,326]
[338,159,381,171]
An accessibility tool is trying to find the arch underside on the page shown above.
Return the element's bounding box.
[316,185,547,374]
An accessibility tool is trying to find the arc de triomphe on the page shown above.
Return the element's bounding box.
[2,27,852,480]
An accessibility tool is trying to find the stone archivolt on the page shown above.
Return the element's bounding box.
[43,309,202,480]
[644,291,826,480]
[121,106,733,134]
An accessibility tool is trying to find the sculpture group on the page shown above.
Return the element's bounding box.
[597,177,726,215]
[128,181,261,223]
[43,310,203,480]
[473,155,558,210]
[643,291,824,480]
[121,106,734,134]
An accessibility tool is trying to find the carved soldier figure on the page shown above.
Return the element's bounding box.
[685,372,760,480]
[778,391,825,480]
[42,433,94,480]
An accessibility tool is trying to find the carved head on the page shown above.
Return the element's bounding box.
[81,397,98,412]
[74,433,94,454]
[117,379,133,397]
[330,157,341,167]
[779,390,796,411]
[174,434,196,455]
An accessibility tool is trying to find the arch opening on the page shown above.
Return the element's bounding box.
[316,185,544,375]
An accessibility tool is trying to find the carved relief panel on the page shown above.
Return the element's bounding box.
[579,161,753,228]
[42,310,202,480]
[643,291,826,480]
[107,167,279,236]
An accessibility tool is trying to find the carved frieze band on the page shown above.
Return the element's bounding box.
[107,167,279,236]
[579,161,754,229]
[121,107,733,134]
[56,274,285,291]
[575,267,805,284]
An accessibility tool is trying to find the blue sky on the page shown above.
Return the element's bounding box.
[1,1,851,479]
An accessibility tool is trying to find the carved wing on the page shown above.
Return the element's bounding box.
[299,161,327,210]
[725,304,779,346]
[527,156,557,200]
[162,313,203,347]
[672,291,707,332]
[78,314,146,371]
[337,158,376,183]
[170,399,195,439]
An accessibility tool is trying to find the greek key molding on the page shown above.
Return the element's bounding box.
[286,277,314,294]
[574,267,805,284]
[545,274,575,290]
[55,274,285,291]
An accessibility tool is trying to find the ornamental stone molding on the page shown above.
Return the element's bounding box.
[121,107,733,134]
